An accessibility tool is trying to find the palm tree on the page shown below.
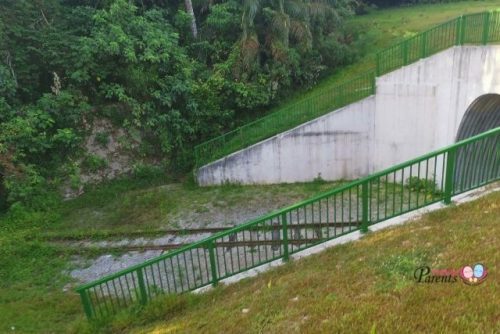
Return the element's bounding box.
[184,0,198,38]
[239,0,350,67]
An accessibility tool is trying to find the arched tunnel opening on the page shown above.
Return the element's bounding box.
[454,94,500,193]
[456,94,500,141]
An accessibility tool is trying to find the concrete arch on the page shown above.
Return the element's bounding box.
[456,94,500,141]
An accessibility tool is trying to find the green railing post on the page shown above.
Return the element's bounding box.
[456,16,466,45]
[281,212,289,262]
[136,268,148,305]
[482,12,491,45]
[78,289,93,320]
[361,181,369,233]
[207,241,219,286]
[376,52,381,76]
[443,148,456,205]
[460,16,466,45]
[455,16,462,45]
[421,31,427,58]
[371,71,376,95]
[403,41,409,65]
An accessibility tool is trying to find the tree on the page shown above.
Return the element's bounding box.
[0,0,362,205]
[185,0,198,38]
[239,0,352,68]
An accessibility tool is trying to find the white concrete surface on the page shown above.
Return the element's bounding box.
[197,45,500,185]
[373,45,500,172]
[197,96,376,185]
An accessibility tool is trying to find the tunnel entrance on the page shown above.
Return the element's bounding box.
[454,94,500,193]
[456,94,500,141]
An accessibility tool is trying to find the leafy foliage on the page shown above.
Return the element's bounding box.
[406,176,442,198]
[0,0,364,207]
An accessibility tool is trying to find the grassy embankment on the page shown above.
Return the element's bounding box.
[83,190,500,334]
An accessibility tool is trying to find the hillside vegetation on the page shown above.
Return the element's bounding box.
[0,0,363,208]
[1,1,500,209]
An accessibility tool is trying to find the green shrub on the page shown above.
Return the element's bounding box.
[406,176,442,196]
[132,163,164,180]
[82,154,108,173]
[94,131,110,148]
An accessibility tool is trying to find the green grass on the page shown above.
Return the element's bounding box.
[76,190,500,334]
[195,1,500,166]
[267,1,500,108]
[41,175,439,240]
[0,176,356,333]
[1,181,497,333]
[0,213,82,333]
[42,177,346,238]
[316,0,500,88]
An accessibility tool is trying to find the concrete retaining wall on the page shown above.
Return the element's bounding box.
[197,45,500,185]
[373,45,500,172]
[197,97,375,185]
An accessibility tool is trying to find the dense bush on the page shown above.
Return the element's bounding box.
[0,0,365,207]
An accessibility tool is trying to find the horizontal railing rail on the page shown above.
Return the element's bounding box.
[194,10,500,168]
[376,11,500,75]
[194,71,375,167]
[78,127,500,320]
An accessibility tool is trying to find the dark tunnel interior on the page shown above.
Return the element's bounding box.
[454,94,500,193]
[456,94,500,141]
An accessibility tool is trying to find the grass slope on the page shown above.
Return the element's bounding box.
[2,3,500,333]
[0,177,343,334]
[90,190,499,334]
[1,188,498,333]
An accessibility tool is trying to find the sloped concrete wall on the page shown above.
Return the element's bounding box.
[197,97,375,185]
[198,45,500,185]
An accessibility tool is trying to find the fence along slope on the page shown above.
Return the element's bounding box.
[77,126,500,320]
[195,10,500,168]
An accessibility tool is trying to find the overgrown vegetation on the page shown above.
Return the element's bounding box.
[0,0,366,207]
[2,179,497,333]
[2,0,495,208]
[44,177,346,237]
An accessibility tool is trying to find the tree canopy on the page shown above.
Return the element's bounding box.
[0,0,367,207]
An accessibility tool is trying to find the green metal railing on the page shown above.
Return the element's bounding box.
[376,11,500,75]
[77,127,500,320]
[195,10,500,168]
[194,72,375,167]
